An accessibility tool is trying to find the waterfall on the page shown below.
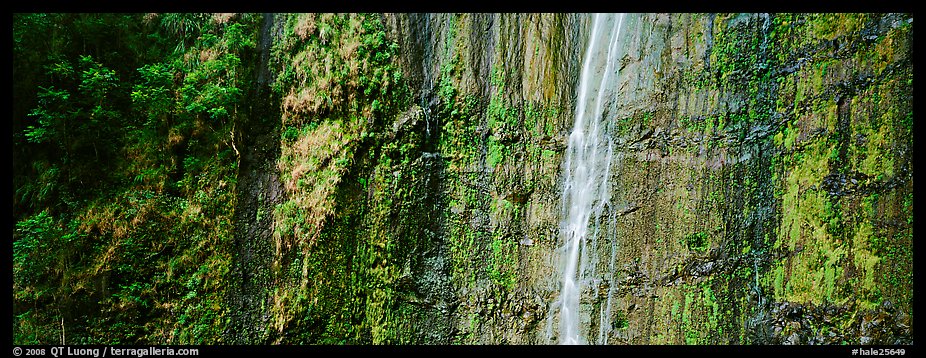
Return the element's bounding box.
[555,13,626,345]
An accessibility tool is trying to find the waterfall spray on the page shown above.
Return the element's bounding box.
[556,13,626,345]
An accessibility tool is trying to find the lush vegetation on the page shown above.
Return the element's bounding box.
[13,13,912,346]
[13,13,259,344]
[13,12,419,345]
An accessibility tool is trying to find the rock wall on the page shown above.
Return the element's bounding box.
[562,13,914,345]
[256,13,912,344]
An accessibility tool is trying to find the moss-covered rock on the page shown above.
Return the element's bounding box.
[13,12,911,346]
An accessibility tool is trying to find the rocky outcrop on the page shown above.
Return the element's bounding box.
[254,13,911,345]
[380,13,912,344]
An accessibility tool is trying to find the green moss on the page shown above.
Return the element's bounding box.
[685,231,708,252]
[809,14,868,41]
[682,288,697,344]
[702,282,720,339]
[13,12,914,345]
[614,310,629,330]
[488,233,516,289]
[487,138,505,169]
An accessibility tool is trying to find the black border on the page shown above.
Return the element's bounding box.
[7,0,918,14]
[8,344,919,354]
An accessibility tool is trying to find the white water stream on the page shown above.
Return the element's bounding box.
[555,13,627,345]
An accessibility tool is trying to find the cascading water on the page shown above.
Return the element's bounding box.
[554,13,627,345]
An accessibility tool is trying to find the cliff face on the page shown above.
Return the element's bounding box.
[248,12,911,345]
[14,12,909,346]
[541,13,914,345]
[246,13,586,344]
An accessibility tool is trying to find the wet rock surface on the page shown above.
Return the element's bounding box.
[431,13,909,345]
[239,13,912,344]
[226,13,285,344]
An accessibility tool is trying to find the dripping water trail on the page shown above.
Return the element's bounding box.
[556,13,626,345]
[226,13,285,344]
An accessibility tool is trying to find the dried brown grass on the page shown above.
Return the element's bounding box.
[294,14,317,40]
[212,13,237,24]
